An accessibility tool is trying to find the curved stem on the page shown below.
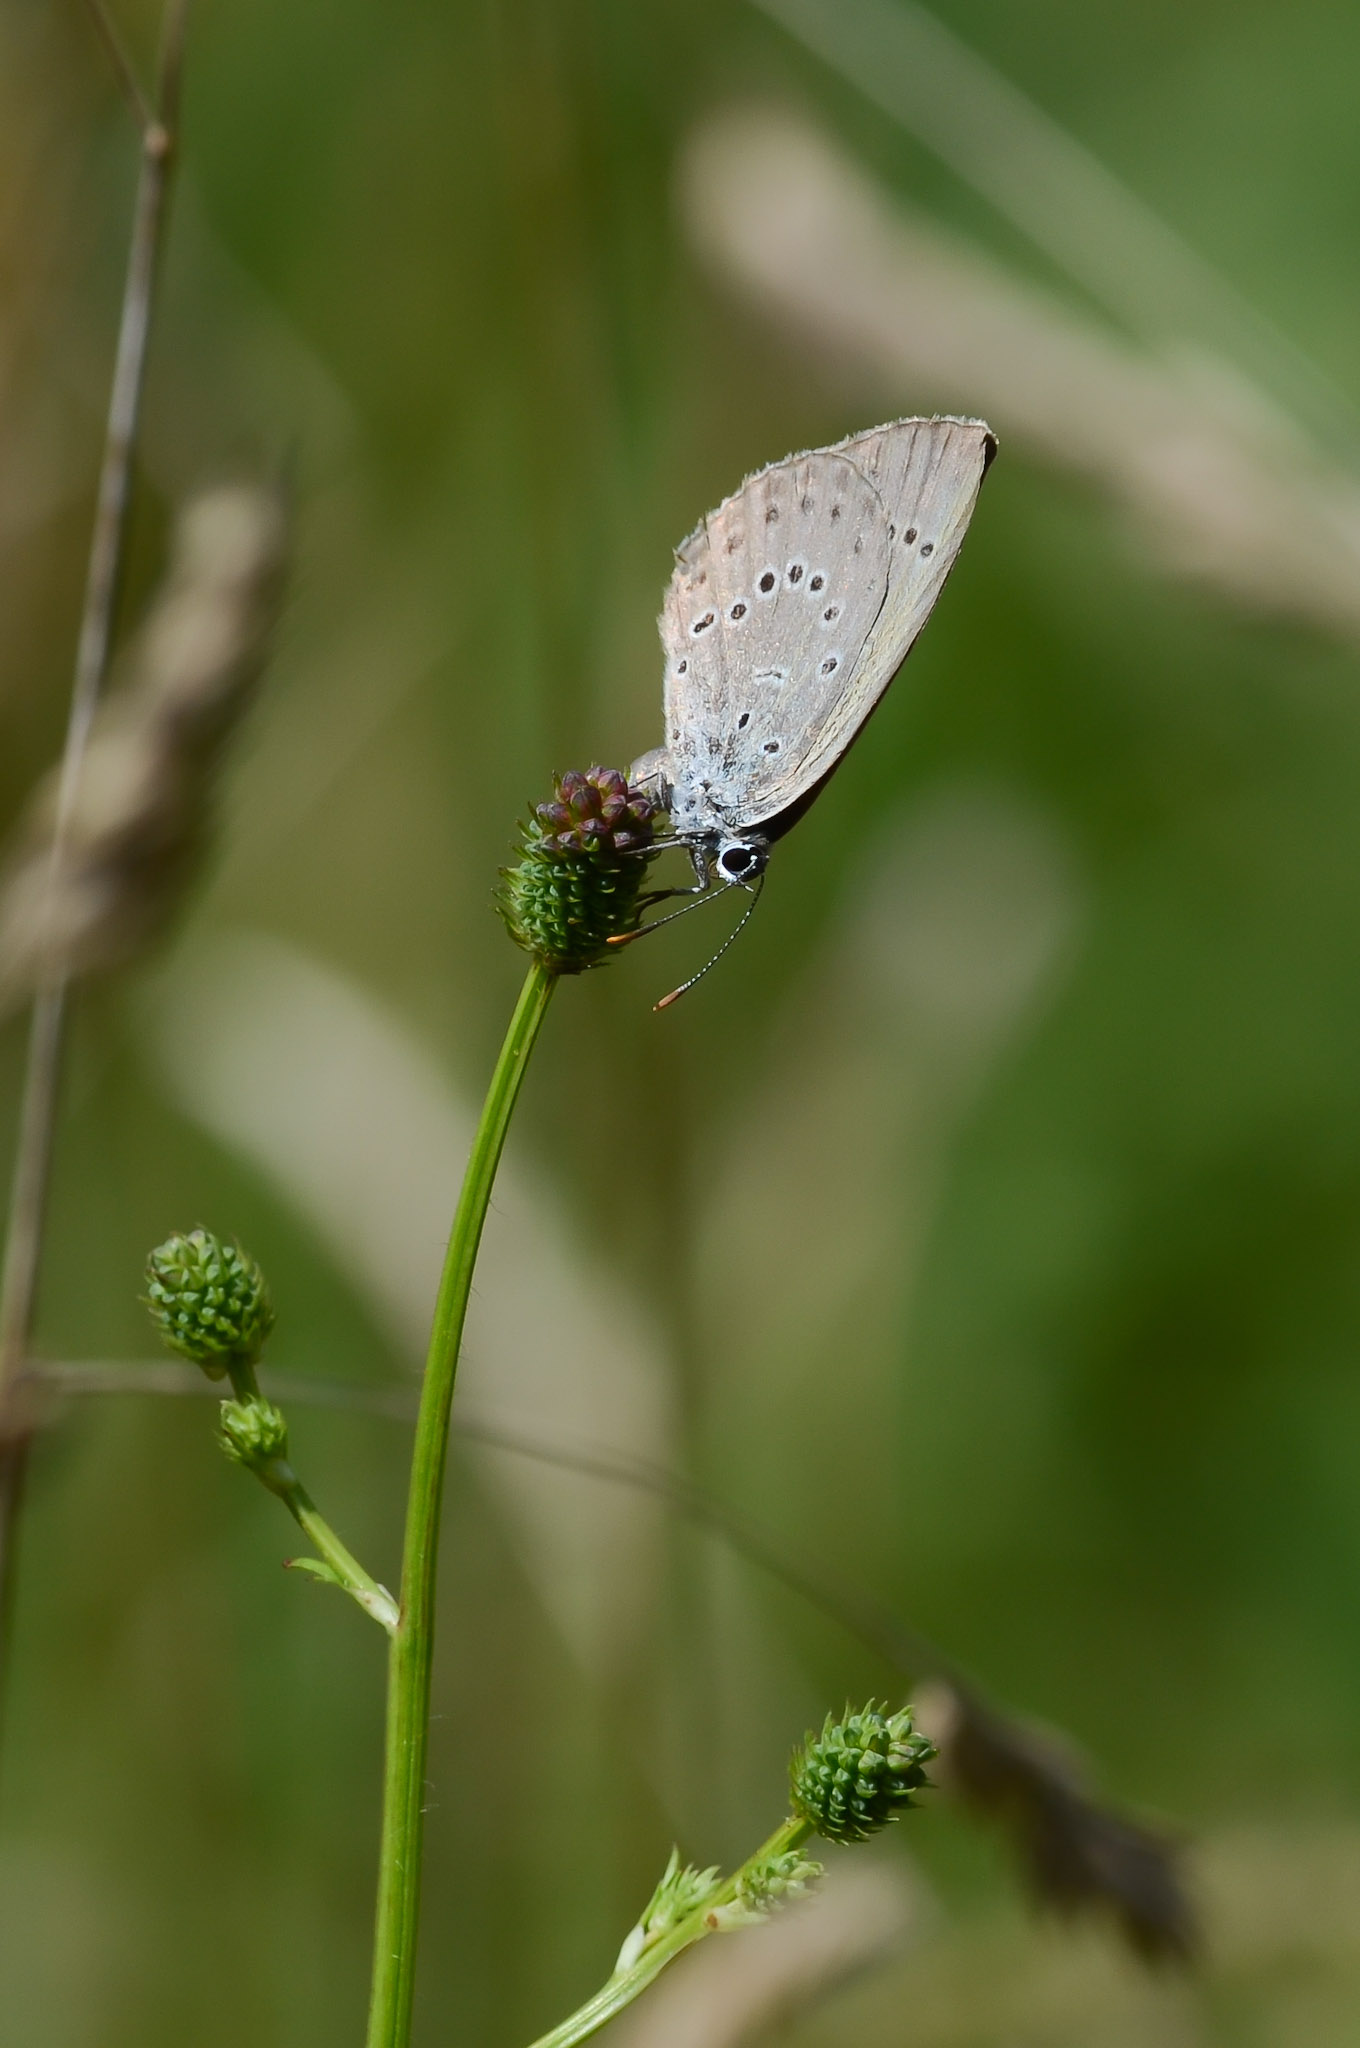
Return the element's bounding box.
[366,962,557,2048]
[524,1818,815,2048]
[224,1360,398,1632]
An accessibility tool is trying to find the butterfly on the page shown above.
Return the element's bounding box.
[632,415,995,889]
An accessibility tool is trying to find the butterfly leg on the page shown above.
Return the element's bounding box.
[606,850,723,949]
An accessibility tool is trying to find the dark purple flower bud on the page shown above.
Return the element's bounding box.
[500,765,662,971]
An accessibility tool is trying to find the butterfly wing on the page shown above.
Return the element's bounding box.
[651,418,994,839]
[760,415,994,822]
[656,449,892,836]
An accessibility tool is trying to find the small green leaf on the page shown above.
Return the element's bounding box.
[285,1556,343,1588]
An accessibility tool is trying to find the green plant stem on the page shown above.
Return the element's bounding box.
[225,1360,399,1633]
[524,1817,815,2048]
[279,1478,400,1632]
[366,961,557,2048]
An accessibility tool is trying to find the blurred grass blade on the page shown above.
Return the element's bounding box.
[752,0,1360,455]
[917,1683,1194,1960]
[143,930,674,1673]
[682,108,1360,641]
[606,1866,914,2048]
[0,484,287,1018]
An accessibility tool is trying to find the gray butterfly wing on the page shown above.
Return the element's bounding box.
[782,413,995,798]
[772,416,995,809]
[656,450,892,836]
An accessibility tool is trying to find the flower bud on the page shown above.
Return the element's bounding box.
[704,1846,824,1930]
[614,1849,722,1973]
[499,766,661,972]
[217,1394,290,1473]
[790,1703,936,1844]
[144,1227,274,1378]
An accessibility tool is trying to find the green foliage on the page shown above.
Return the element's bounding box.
[499,768,660,972]
[790,1703,936,1844]
[144,1228,274,1378]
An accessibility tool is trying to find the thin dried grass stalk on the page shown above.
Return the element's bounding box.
[608,1866,914,2048]
[681,108,1360,642]
[0,483,287,1014]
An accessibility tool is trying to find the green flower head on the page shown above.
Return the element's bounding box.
[790,1702,937,1844]
[144,1228,274,1378]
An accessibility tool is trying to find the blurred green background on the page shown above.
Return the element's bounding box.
[6,0,1360,2041]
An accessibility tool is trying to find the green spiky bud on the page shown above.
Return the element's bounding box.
[789,1702,937,1844]
[703,1846,824,1931]
[499,765,661,972]
[736,1847,823,1913]
[217,1394,290,1474]
[144,1227,274,1378]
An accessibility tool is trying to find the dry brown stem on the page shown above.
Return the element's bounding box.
[0,0,190,1693]
[0,483,286,1016]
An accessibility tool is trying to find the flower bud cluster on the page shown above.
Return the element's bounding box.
[735,1847,822,1914]
[217,1395,290,1475]
[614,1849,722,1974]
[533,767,656,858]
[499,766,661,972]
[144,1227,274,1378]
[704,1846,823,1930]
[789,1702,936,1844]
